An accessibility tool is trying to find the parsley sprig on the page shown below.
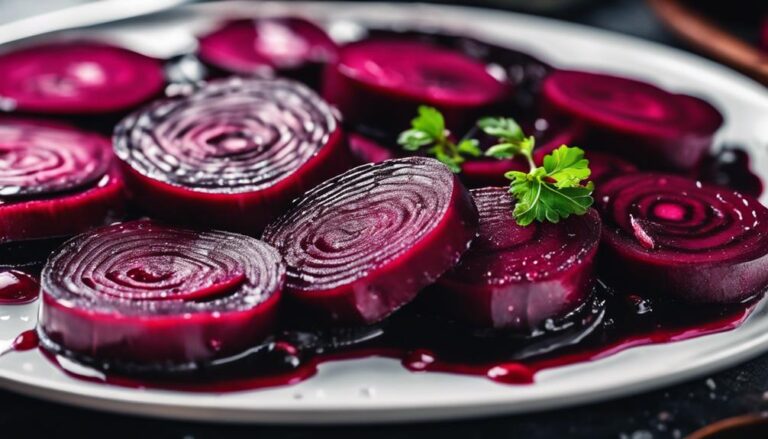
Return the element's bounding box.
[397,106,481,173]
[478,117,594,226]
[397,108,594,226]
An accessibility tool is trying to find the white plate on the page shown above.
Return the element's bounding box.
[1,0,768,425]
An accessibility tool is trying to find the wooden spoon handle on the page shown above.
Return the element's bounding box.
[648,0,768,85]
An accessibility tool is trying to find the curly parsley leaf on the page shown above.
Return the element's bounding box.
[397,106,480,173]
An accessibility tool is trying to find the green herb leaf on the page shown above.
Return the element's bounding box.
[412,105,445,140]
[478,117,524,142]
[397,106,479,173]
[506,146,594,226]
[542,145,591,188]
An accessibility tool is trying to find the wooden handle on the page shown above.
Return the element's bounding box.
[648,0,768,85]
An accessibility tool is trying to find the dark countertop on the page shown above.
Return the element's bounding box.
[1,1,767,438]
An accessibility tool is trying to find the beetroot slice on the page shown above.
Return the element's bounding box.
[437,187,601,330]
[39,220,284,364]
[541,70,723,171]
[322,39,509,134]
[0,118,124,243]
[348,133,396,165]
[586,151,637,185]
[198,18,337,82]
[0,42,164,115]
[114,77,349,234]
[596,173,768,303]
[263,157,479,325]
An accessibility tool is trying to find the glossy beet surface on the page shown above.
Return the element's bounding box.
[541,70,723,171]
[39,220,284,364]
[597,173,768,303]
[114,77,349,234]
[322,40,508,134]
[586,151,637,185]
[437,187,601,330]
[0,118,124,243]
[264,157,479,325]
[0,42,164,114]
[198,17,337,84]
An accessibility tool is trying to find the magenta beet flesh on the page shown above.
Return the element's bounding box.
[597,173,768,303]
[541,70,723,171]
[198,18,337,80]
[39,220,284,364]
[437,187,601,330]
[348,133,396,165]
[114,77,349,234]
[322,40,509,134]
[0,118,124,243]
[0,42,164,115]
[586,151,637,185]
[264,157,479,325]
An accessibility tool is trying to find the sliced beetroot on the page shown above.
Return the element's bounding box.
[0,118,124,243]
[540,70,723,171]
[322,39,509,135]
[39,220,284,365]
[0,42,165,115]
[263,157,479,325]
[363,28,552,115]
[114,77,349,234]
[586,151,637,185]
[198,17,337,86]
[348,133,396,165]
[437,187,601,331]
[596,173,768,303]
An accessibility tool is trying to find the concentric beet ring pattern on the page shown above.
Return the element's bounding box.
[0,118,124,243]
[114,77,348,233]
[438,187,601,330]
[0,118,110,197]
[0,42,165,115]
[540,70,723,171]
[264,157,479,325]
[39,220,284,364]
[597,173,768,303]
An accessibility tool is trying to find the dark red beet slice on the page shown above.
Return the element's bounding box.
[541,70,723,171]
[114,77,349,234]
[596,173,768,303]
[762,17,768,51]
[348,133,395,165]
[322,40,509,134]
[263,157,479,325]
[0,42,164,115]
[39,220,284,364]
[198,17,337,85]
[437,187,601,330]
[0,118,124,243]
[586,151,637,185]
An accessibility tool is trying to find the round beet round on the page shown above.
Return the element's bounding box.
[437,187,601,330]
[348,133,396,165]
[322,39,508,135]
[39,220,284,365]
[264,157,479,325]
[0,118,124,243]
[597,173,768,303]
[540,70,723,171]
[114,77,349,234]
[0,42,164,115]
[198,17,337,86]
[586,151,637,185]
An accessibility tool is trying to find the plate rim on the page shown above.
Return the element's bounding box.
[0,0,767,424]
